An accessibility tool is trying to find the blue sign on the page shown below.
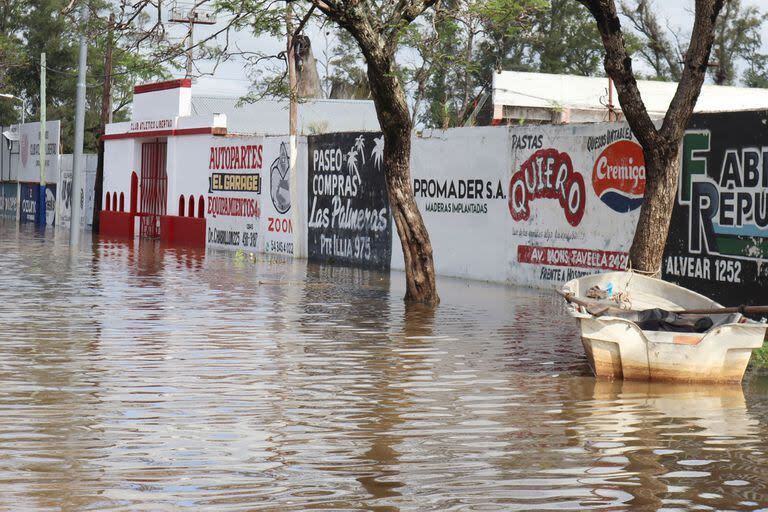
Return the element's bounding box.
[0,183,17,219]
[19,183,36,224]
[18,183,55,226]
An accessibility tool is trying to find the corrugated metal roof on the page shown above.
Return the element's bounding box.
[191,95,380,135]
[493,71,768,117]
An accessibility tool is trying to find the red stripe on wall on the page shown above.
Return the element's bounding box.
[101,126,226,140]
[134,79,192,94]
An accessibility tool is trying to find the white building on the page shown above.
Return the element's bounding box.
[492,70,768,125]
[100,78,378,250]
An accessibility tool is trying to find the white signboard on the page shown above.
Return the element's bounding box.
[399,124,645,287]
[205,137,264,250]
[260,136,295,256]
[57,154,96,229]
[18,121,60,184]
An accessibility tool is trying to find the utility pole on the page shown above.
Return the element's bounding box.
[38,52,46,227]
[70,4,89,244]
[93,13,114,233]
[170,3,216,79]
[286,1,301,257]
[186,14,194,79]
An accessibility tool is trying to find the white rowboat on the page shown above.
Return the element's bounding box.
[561,271,768,383]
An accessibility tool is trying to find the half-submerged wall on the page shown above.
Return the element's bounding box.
[101,112,767,306]
[394,124,644,288]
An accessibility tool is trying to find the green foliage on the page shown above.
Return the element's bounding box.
[748,333,768,370]
[326,29,372,99]
[412,0,604,129]
[533,0,605,76]
[710,0,767,85]
[0,0,167,152]
[621,0,767,85]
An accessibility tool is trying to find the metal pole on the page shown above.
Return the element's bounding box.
[38,52,46,226]
[70,5,89,244]
[93,13,113,234]
[186,14,194,79]
[286,1,301,257]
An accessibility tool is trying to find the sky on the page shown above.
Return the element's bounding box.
[161,1,768,98]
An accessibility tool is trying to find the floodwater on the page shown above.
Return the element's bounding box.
[1,223,767,511]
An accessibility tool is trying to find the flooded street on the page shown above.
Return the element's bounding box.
[1,222,768,511]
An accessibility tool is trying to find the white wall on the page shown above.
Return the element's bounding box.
[261,135,309,257]
[57,153,97,228]
[133,85,192,119]
[102,120,648,291]
[393,123,644,287]
[103,138,135,211]
[16,121,60,184]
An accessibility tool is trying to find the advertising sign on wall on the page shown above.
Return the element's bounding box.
[307,132,392,270]
[19,183,36,223]
[57,154,97,229]
[19,183,55,225]
[205,138,264,250]
[261,137,295,256]
[404,125,644,286]
[663,111,768,306]
[17,121,61,184]
[509,126,644,286]
[0,183,17,219]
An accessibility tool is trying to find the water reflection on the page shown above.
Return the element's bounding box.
[0,222,766,510]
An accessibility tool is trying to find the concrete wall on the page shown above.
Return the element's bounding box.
[100,113,766,305]
[389,124,645,288]
[57,153,97,228]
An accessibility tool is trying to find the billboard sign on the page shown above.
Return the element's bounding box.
[17,121,60,184]
[307,132,392,270]
[663,111,768,305]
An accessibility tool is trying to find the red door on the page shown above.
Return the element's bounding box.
[139,140,167,239]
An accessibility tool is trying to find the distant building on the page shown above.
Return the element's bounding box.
[492,70,768,125]
[100,78,379,248]
[190,95,379,135]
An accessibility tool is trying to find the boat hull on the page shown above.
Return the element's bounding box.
[563,271,768,384]
[577,317,766,383]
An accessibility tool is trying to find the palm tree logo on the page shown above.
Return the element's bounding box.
[346,147,361,182]
[371,136,384,170]
[354,135,366,164]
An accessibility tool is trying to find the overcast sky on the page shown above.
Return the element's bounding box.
[167,1,767,97]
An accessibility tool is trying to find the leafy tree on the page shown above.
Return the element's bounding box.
[744,53,768,88]
[0,1,168,151]
[535,0,606,76]
[619,0,683,81]
[620,0,767,85]
[0,0,25,124]
[578,0,726,274]
[709,0,765,85]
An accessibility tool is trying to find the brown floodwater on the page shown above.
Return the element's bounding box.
[1,221,767,511]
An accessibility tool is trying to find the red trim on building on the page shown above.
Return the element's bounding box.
[160,215,206,249]
[134,79,192,95]
[99,211,135,238]
[102,126,226,140]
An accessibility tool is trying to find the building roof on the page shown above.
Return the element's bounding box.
[493,70,768,118]
[191,95,380,135]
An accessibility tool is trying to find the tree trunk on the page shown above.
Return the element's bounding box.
[93,14,114,234]
[579,0,724,276]
[366,60,439,305]
[628,143,680,274]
